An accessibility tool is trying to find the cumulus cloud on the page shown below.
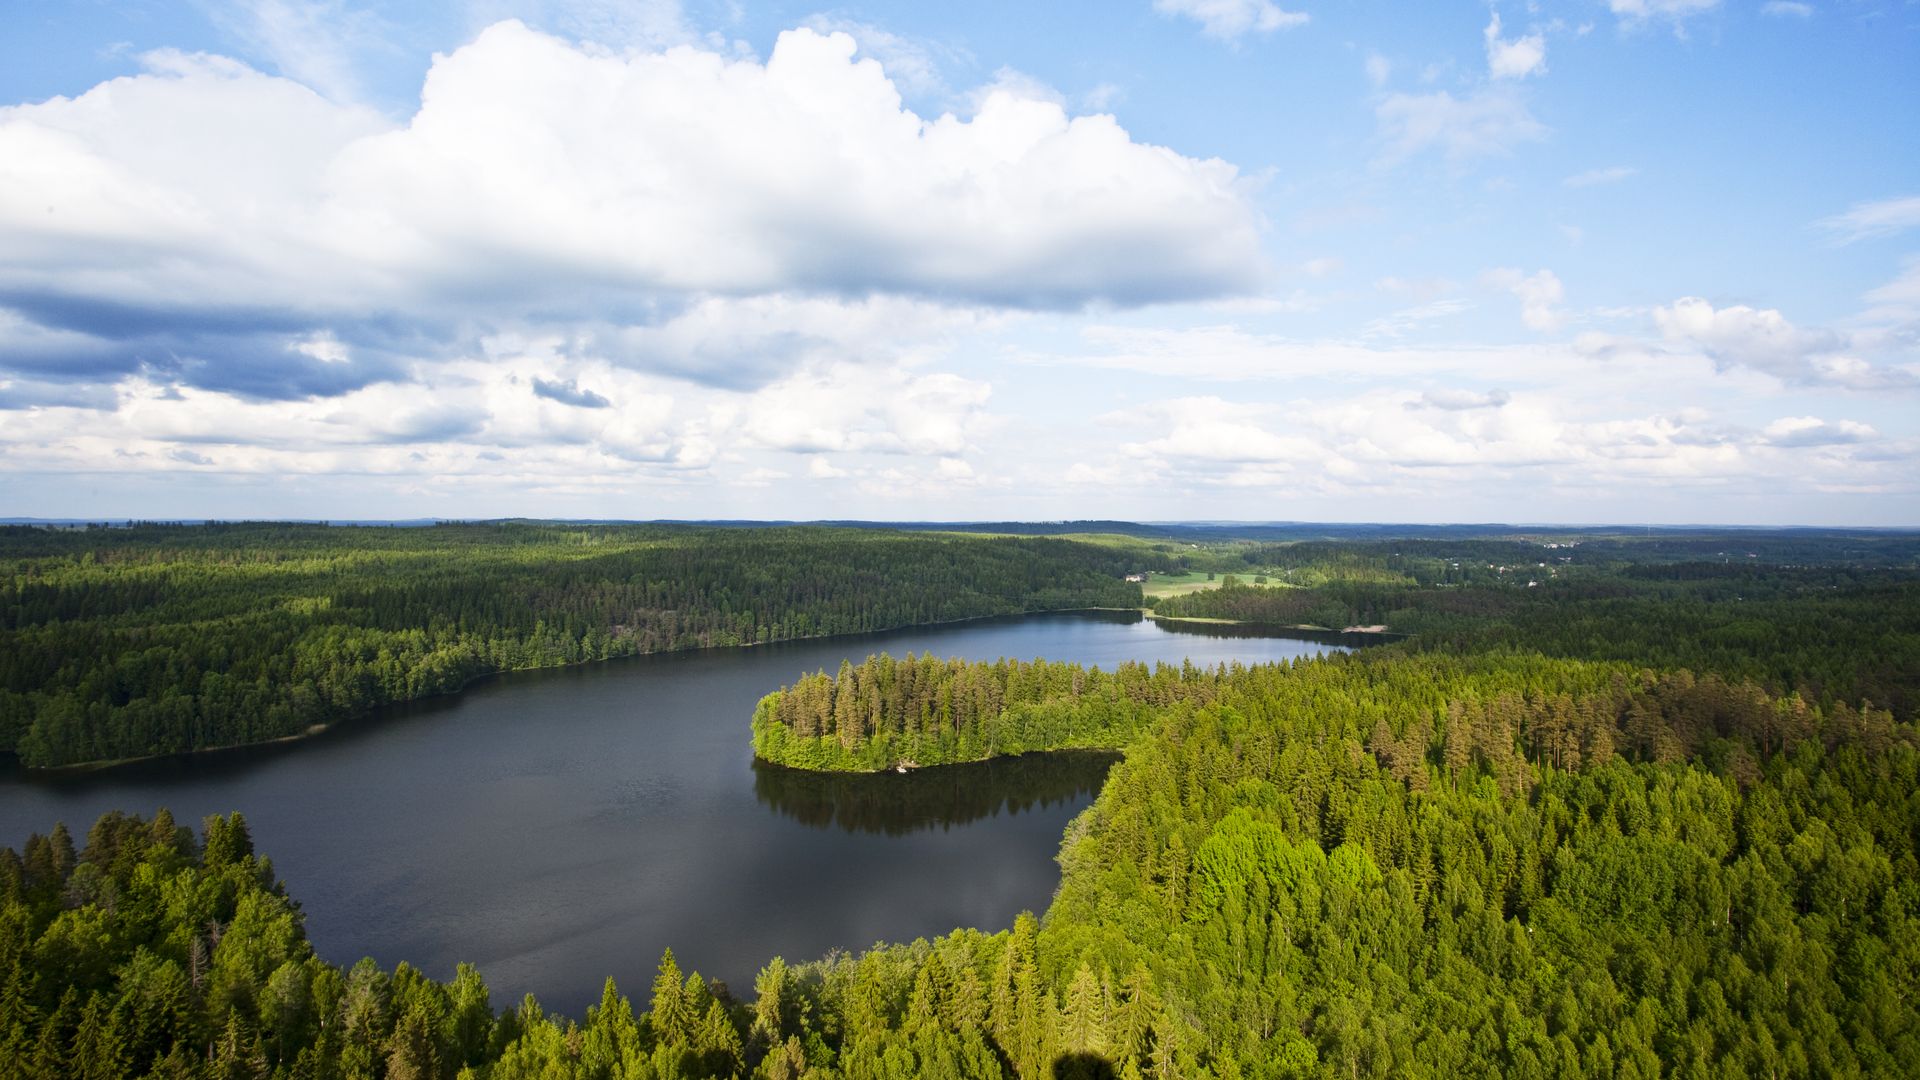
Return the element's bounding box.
[1653,297,1840,378]
[1484,14,1547,80]
[0,22,1263,402]
[1154,0,1310,40]
[1816,195,1920,244]
[1483,268,1566,331]
[1760,416,1876,447]
[1374,87,1546,165]
[800,16,962,98]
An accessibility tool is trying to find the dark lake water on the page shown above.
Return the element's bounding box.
[0,611,1348,1014]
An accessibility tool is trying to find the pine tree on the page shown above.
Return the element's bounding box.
[751,957,790,1048]
[1060,963,1108,1057]
[650,949,694,1049]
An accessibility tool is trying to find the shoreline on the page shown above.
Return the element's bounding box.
[751,745,1127,777]
[15,604,1150,775]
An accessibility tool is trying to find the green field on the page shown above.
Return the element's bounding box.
[1139,569,1227,600]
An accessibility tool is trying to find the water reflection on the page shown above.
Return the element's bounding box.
[1146,618,1404,648]
[753,752,1119,837]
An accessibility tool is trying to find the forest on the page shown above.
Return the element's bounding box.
[1149,566,1920,721]
[6,650,1915,1078]
[0,523,1151,768]
[4,523,1918,1077]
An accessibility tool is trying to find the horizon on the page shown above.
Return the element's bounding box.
[5,516,1917,533]
[2,1,1917,525]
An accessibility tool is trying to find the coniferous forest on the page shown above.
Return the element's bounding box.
[4,522,1918,1078]
[0,523,1150,768]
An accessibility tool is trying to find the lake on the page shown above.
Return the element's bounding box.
[0,611,1349,1014]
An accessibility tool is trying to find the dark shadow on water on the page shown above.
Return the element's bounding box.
[1148,618,1403,648]
[752,752,1121,836]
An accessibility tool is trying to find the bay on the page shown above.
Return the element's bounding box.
[0,611,1346,1013]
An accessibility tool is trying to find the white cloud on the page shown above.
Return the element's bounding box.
[1374,87,1546,165]
[1114,397,1319,464]
[802,16,962,99]
[1816,195,1920,244]
[1484,14,1547,80]
[334,25,1260,306]
[1653,297,1839,378]
[737,363,991,457]
[1154,0,1309,40]
[569,294,987,389]
[0,337,1004,488]
[1563,165,1637,188]
[1483,268,1566,331]
[1063,383,1911,510]
[1760,416,1876,447]
[1760,2,1814,17]
[936,457,976,480]
[1648,297,1916,390]
[0,21,1264,403]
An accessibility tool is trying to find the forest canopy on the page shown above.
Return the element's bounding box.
[0,523,1151,768]
[4,522,1918,1077]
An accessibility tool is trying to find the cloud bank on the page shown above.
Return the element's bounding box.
[0,22,1265,401]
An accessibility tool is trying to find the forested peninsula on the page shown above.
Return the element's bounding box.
[0,523,1151,768]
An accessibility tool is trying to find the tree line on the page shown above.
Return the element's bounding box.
[1149,565,1919,721]
[0,523,1151,767]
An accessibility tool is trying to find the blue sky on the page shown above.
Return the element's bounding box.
[1,0,1916,523]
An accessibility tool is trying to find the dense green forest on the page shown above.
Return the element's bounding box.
[1150,568,1920,721]
[0,523,1150,767]
[8,650,1915,1077]
[7,523,1920,1077]
[751,654,1214,771]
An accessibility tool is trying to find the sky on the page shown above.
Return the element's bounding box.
[1,0,1916,524]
